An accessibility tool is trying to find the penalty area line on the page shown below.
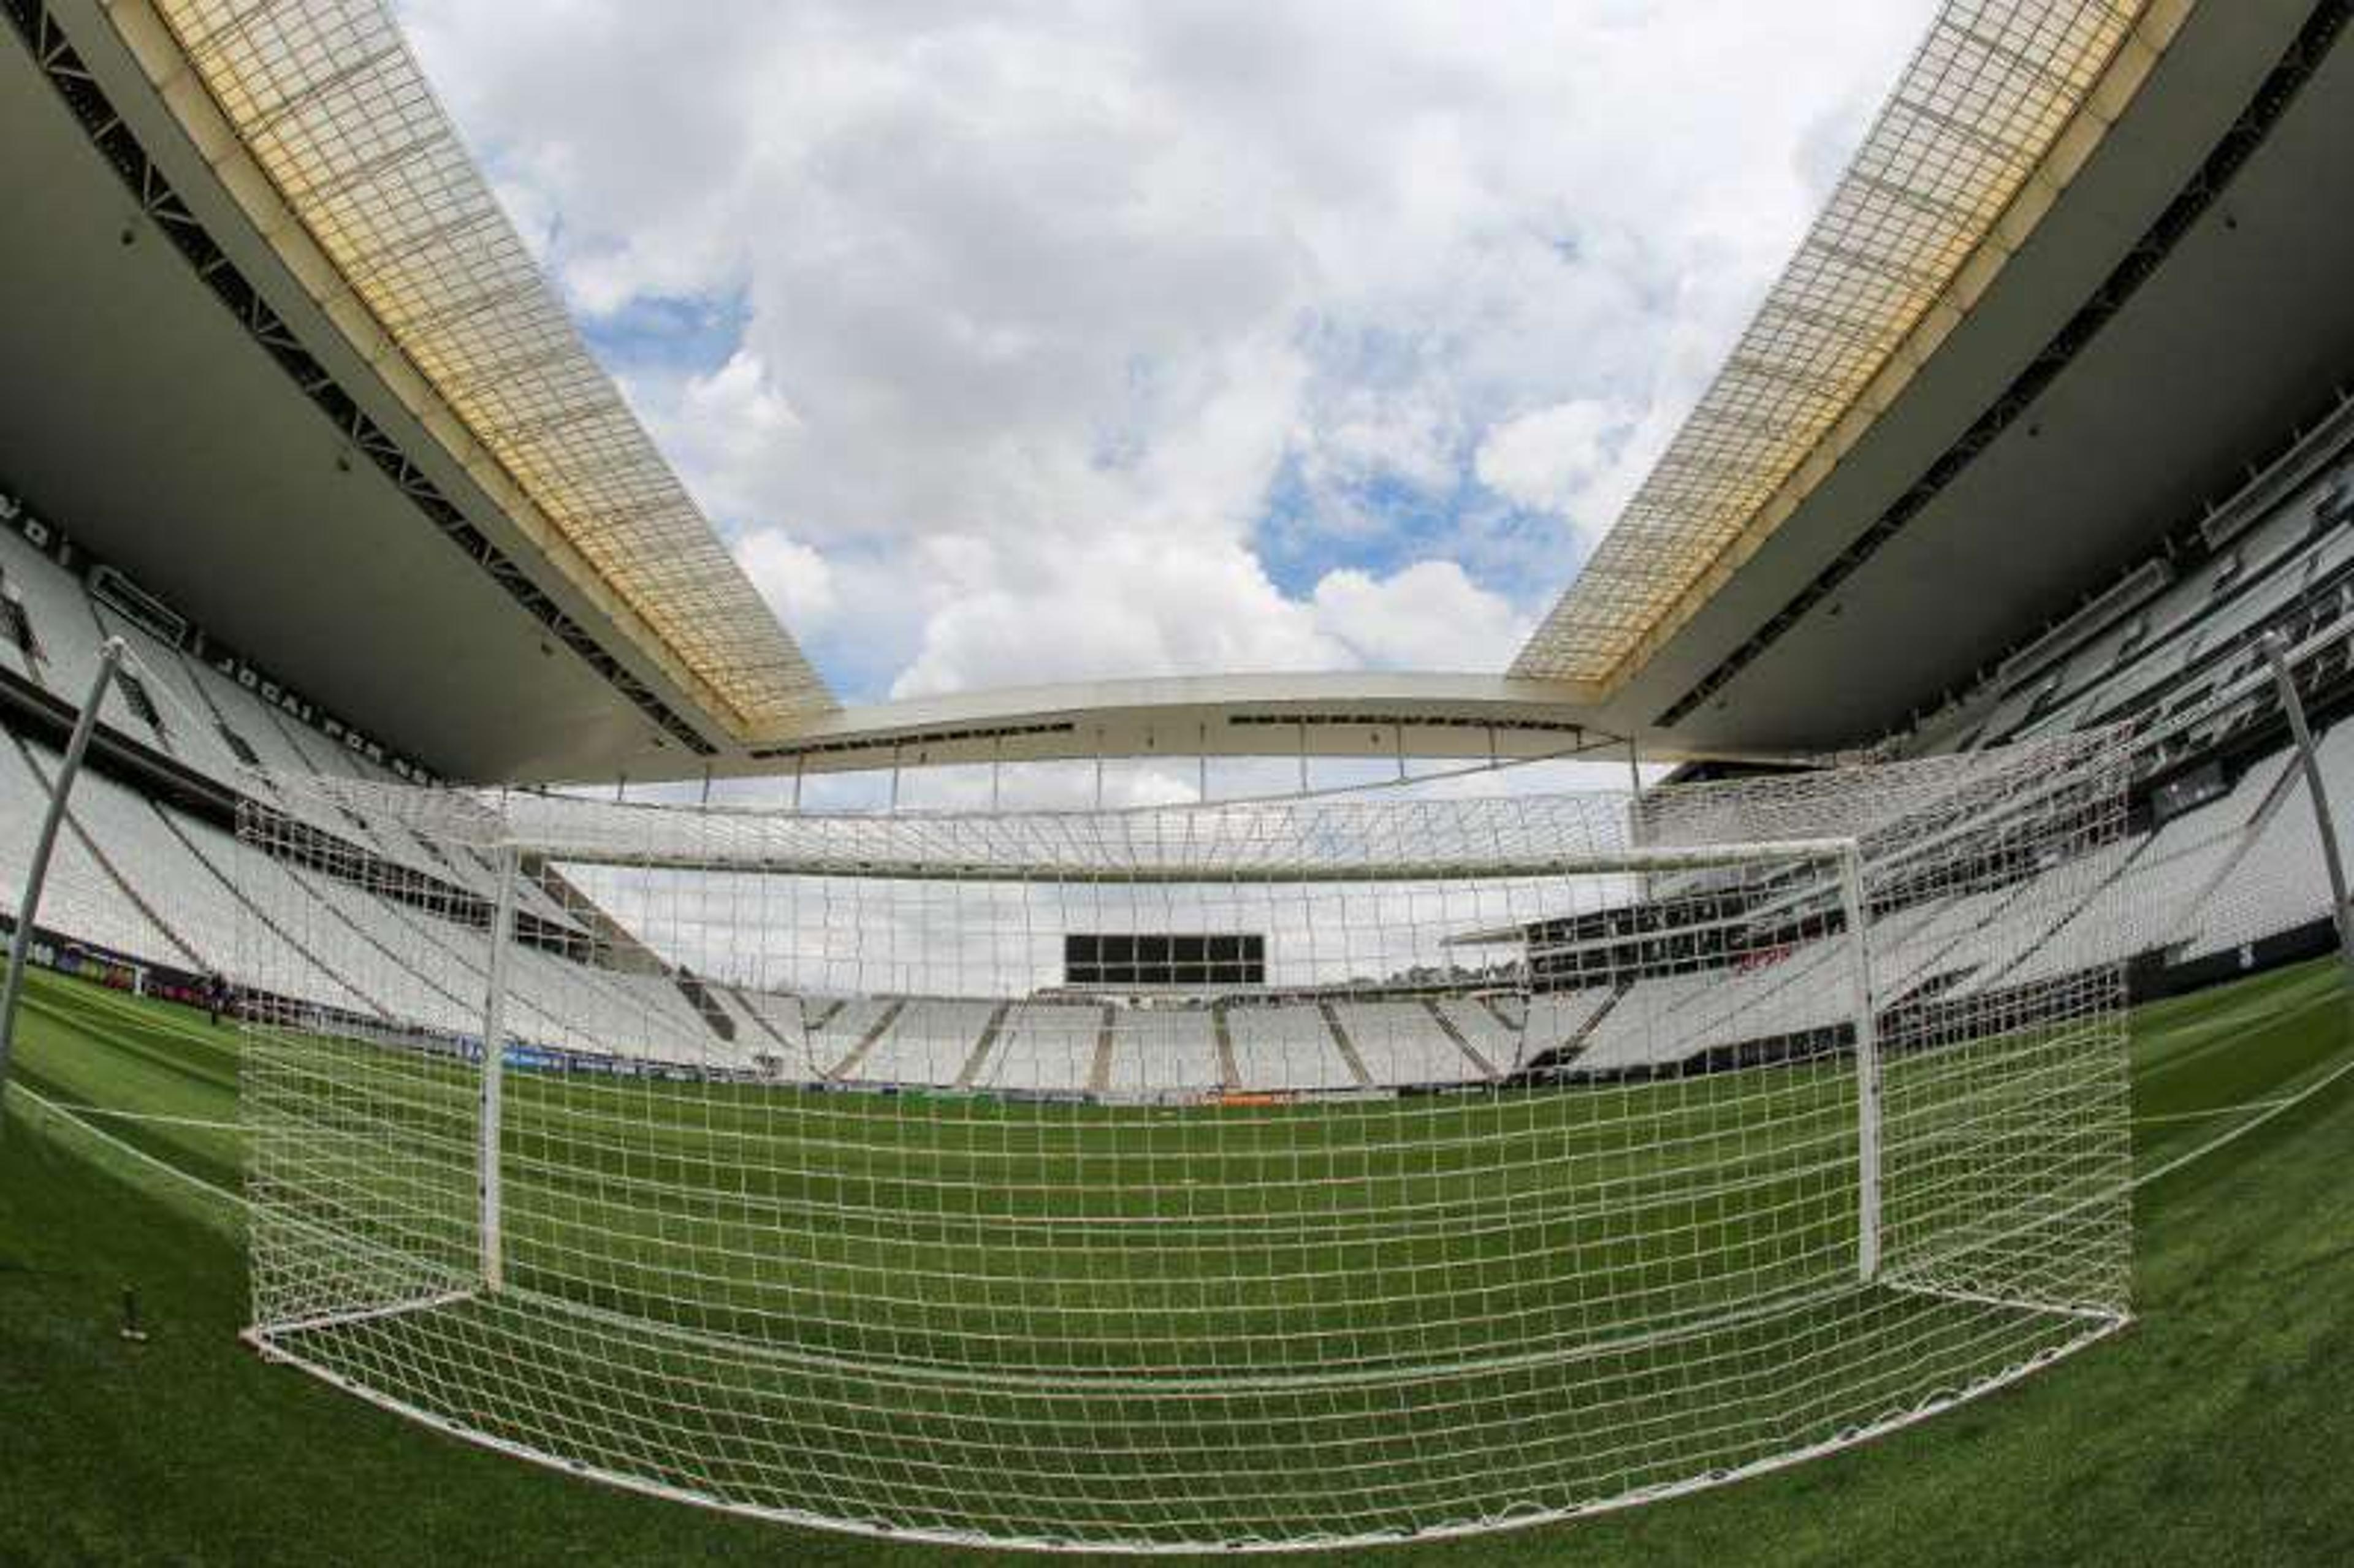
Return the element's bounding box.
[2131,1098,2296,1125]
[10,1081,246,1210]
[2133,1045,2354,1191]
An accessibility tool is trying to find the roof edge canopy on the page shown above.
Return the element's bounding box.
[101,0,836,735]
[633,671,1808,786]
[1513,0,2187,690]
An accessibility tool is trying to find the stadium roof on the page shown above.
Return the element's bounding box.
[1512,0,2159,688]
[1584,0,2354,753]
[128,0,835,734]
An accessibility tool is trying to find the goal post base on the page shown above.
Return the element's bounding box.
[246,1287,479,1345]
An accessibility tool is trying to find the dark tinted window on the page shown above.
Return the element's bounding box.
[1065,933,1265,987]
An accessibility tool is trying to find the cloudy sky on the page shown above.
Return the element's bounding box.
[398,1,1939,707]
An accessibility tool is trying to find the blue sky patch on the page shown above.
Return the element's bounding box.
[578,290,750,380]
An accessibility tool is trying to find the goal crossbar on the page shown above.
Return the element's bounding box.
[487,835,1865,884]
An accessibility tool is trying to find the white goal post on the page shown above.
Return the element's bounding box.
[462,834,1892,1307]
[234,733,2133,1552]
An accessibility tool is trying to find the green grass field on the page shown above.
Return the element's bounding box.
[5,957,2354,1562]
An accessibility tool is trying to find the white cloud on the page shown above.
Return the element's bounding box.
[638,349,806,524]
[734,527,835,630]
[401,0,1941,700]
[894,547,1526,697]
[1474,400,1622,516]
[1311,560,1529,672]
[890,531,1339,699]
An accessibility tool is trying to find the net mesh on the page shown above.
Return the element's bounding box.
[237,733,2132,1550]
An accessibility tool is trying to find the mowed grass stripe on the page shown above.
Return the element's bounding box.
[240,1021,1884,1377]
[6,956,2352,1559]
[22,968,2145,1388]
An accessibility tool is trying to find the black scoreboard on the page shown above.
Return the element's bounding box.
[1064,933,1265,988]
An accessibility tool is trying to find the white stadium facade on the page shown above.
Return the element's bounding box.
[4,0,2353,1555]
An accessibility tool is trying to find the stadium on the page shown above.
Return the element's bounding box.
[3,0,2353,1561]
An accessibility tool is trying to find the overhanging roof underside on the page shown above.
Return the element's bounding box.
[1512,0,2151,687]
[144,0,835,732]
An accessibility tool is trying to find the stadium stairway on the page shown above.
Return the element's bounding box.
[1422,997,1500,1078]
[951,1003,1014,1089]
[1524,980,1629,1074]
[1087,1008,1118,1094]
[984,1003,1109,1094]
[289,864,478,1029]
[734,986,804,1046]
[10,730,201,973]
[670,970,736,1044]
[1208,1005,1240,1090]
[723,984,792,1051]
[151,805,394,1022]
[1314,1000,1376,1087]
[823,999,906,1079]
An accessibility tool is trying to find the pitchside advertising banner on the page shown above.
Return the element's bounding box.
[0,482,439,785]
[2,914,205,1007]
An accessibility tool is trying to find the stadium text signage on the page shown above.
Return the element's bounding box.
[199,649,438,785]
[0,482,439,785]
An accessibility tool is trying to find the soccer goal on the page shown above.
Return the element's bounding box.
[234,733,2133,1551]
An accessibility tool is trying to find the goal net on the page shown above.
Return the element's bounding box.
[235,733,2133,1551]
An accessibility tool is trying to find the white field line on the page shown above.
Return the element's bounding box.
[17,994,2354,1244]
[2132,1042,2354,1191]
[11,1081,246,1210]
[37,1103,245,1132]
[2131,1100,2296,1125]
